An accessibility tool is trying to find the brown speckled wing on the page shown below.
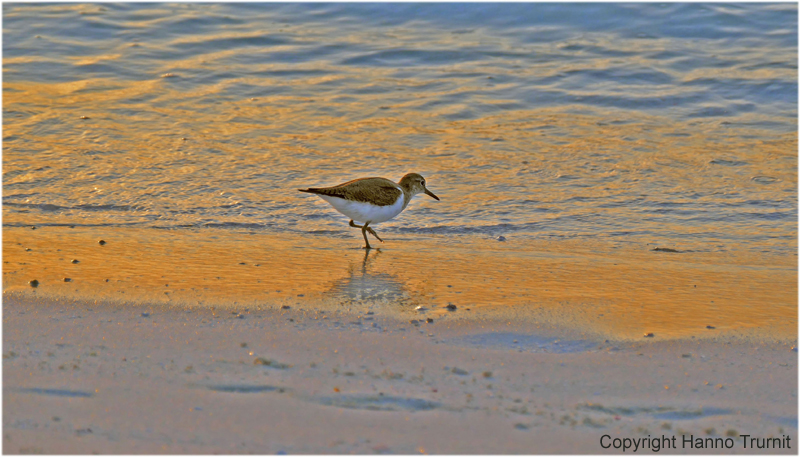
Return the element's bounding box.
[300,177,403,207]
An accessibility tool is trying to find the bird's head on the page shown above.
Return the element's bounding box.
[400,173,439,201]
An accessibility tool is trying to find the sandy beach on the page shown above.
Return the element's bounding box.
[4,225,798,453]
[4,265,797,454]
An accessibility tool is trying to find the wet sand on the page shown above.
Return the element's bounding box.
[3,225,796,342]
[3,293,797,454]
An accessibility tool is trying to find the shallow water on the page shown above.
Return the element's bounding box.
[4,3,797,253]
[2,3,797,340]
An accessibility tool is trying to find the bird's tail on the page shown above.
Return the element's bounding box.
[298,188,338,197]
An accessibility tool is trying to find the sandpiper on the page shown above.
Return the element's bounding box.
[299,173,439,249]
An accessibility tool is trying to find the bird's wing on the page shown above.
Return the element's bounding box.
[300,177,402,207]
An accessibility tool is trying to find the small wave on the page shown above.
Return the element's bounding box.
[172,34,289,53]
[3,202,147,212]
[341,49,479,67]
[201,222,273,230]
[751,176,779,184]
[709,158,748,166]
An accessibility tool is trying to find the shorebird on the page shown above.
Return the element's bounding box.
[298,173,439,249]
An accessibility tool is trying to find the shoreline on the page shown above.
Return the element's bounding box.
[3,293,797,453]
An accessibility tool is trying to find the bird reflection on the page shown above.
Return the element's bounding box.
[328,249,408,304]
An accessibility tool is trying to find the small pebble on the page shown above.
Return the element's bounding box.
[409,319,419,325]
[446,304,457,310]
[497,236,506,242]
[240,342,248,348]
[415,306,426,311]
[98,240,106,245]
[71,259,79,264]
[426,318,434,323]
[29,279,39,287]
[31,226,36,230]
[79,115,90,120]
[644,332,654,338]
[63,278,71,282]
[451,367,468,375]
[141,312,150,317]
[281,305,290,310]
[161,73,175,78]
[705,325,715,329]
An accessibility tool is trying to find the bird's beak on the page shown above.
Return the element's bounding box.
[424,188,440,201]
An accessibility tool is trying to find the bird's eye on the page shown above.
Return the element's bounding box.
[421,181,425,186]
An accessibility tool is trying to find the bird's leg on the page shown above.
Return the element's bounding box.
[365,224,384,243]
[361,224,372,250]
[350,220,371,249]
[350,220,383,247]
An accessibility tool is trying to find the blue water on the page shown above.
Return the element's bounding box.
[3,3,797,255]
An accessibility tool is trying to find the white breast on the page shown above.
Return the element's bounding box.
[318,192,405,224]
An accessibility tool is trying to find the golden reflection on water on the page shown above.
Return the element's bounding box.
[5,78,797,258]
[3,225,795,341]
